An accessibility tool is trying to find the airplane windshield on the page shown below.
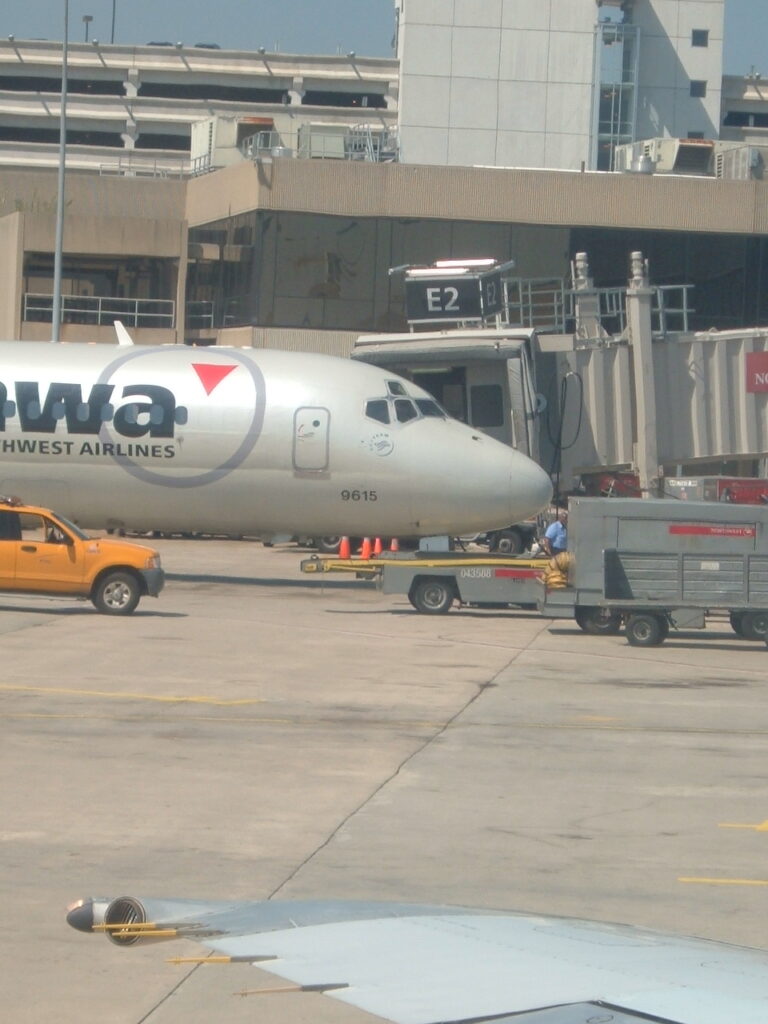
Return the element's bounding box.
[365,400,390,424]
[365,392,446,426]
[394,399,418,423]
[415,398,445,418]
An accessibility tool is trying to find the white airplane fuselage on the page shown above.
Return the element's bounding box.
[0,342,552,537]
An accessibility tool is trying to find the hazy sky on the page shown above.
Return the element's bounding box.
[1,1,766,73]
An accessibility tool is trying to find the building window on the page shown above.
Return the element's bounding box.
[687,131,705,139]
[691,29,709,47]
[724,110,768,128]
[690,80,707,98]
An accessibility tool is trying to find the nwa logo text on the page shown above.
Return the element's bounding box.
[0,381,188,437]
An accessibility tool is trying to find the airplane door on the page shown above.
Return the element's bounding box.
[293,407,330,471]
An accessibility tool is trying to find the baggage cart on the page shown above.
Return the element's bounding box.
[541,497,768,647]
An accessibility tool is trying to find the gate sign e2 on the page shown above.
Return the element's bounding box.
[746,351,768,393]
[405,268,504,324]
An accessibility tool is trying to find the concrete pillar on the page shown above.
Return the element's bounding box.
[626,251,660,497]
[572,251,607,342]
[288,76,304,105]
[174,220,188,345]
[124,68,140,98]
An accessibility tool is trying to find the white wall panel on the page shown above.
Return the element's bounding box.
[636,34,683,88]
[400,24,453,77]
[677,46,720,81]
[545,83,593,134]
[449,78,500,130]
[636,87,676,138]
[447,128,500,165]
[549,1,594,33]
[455,0,503,28]
[399,75,452,127]
[403,0,457,27]
[494,129,546,168]
[633,0,681,38]
[397,125,449,165]
[501,0,552,32]
[450,28,502,80]
[542,131,590,171]
[497,81,547,132]
[499,30,550,83]
[547,31,595,85]
[677,2,725,39]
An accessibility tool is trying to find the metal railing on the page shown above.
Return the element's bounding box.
[502,278,694,335]
[577,284,694,335]
[98,154,213,178]
[186,300,215,330]
[23,293,175,329]
[652,284,694,334]
[505,277,568,330]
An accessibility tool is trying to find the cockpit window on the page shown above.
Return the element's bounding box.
[386,380,407,396]
[394,399,418,423]
[365,399,390,424]
[415,398,445,418]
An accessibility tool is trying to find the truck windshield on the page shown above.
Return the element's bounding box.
[53,514,90,540]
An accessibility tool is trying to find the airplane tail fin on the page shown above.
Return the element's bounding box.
[113,320,135,346]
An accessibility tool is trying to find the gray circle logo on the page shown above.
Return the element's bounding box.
[96,347,266,488]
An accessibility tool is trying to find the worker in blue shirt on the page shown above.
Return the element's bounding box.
[542,508,568,556]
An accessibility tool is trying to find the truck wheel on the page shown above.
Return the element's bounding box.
[625,612,668,647]
[409,578,455,615]
[92,572,141,615]
[491,529,525,554]
[575,606,623,635]
[729,611,745,636]
[739,610,768,641]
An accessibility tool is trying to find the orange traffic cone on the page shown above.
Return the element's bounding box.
[339,536,351,559]
[389,537,399,552]
[373,537,383,557]
[360,537,372,559]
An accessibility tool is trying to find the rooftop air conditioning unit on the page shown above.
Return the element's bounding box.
[714,143,764,180]
[617,138,714,176]
[297,122,349,159]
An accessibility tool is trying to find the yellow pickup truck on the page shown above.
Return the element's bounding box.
[0,497,164,615]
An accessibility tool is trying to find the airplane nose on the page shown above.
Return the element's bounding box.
[510,453,553,522]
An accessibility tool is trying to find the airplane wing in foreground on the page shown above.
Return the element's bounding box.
[67,896,768,1024]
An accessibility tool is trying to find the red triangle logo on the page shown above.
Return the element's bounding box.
[192,363,237,396]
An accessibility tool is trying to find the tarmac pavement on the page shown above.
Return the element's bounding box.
[2,538,767,1023]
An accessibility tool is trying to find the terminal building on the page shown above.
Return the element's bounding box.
[0,0,766,483]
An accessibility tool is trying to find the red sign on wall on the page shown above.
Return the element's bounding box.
[746,351,768,393]
[668,524,756,538]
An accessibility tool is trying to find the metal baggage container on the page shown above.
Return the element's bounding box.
[542,497,768,647]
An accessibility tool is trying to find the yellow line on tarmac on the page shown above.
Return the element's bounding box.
[0,684,263,706]
[679,877,768,886]
[0,711,441,729]
[719,820,768,831]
